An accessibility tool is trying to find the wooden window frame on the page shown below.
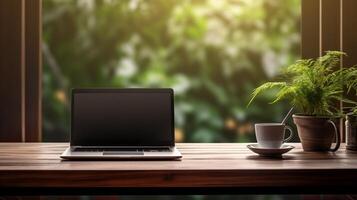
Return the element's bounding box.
[0,0,356,142]
[0,0,42,142]
[302,0,357,142]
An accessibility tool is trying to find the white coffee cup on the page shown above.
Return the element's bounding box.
[255,123,293,149]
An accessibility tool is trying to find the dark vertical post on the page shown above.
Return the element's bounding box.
[321,0,341,53]
[0,0,25,142]
[25,0,42,142]
[301,0,320,59]
[0,0,42,142]
[321,0,344,141]
[343,0,357,68]
[342,0,357,142]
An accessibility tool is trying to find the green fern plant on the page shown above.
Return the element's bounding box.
[248,51,357,116]
[343,66,357,115]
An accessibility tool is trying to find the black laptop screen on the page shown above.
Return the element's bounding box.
[71,89,174,146]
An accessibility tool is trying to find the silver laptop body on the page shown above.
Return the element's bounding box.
[61,88,182,160]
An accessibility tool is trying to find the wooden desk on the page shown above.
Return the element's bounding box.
[0,143,357,194]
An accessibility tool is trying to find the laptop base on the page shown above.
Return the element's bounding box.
[60,147,182,160]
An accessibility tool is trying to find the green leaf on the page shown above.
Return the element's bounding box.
[247,82,286,106]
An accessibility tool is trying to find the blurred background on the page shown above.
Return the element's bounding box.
[42,0,300,143]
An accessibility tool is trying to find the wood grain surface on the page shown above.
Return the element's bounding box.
[0,143,356,192]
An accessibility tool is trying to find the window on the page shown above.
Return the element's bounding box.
[0,0,357,141]
[42,0,301,142]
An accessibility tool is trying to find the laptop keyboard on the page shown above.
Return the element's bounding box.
[73,147,172,152]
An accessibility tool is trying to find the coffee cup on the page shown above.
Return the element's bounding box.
[255,123,293,149]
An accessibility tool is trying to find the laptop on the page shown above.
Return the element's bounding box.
[60,88,182,160]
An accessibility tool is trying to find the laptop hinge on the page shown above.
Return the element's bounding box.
[70,146,174,151]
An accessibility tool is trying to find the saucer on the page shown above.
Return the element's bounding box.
[247,144,295,157]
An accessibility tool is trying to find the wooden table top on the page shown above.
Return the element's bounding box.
[0,143,357,194]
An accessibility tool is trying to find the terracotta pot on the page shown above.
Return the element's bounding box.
[292,114,341,152]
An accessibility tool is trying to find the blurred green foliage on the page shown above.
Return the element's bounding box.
[43,0,300,142]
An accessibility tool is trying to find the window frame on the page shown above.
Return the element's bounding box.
[1,0,356,142]
[0,0,41,142]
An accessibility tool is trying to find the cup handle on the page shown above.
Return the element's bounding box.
[326,120,340,152]
[283,125,294,143]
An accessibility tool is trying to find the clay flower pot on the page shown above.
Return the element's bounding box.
[293,114,341,152]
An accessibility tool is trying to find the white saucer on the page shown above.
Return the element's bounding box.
[247,144,295,157]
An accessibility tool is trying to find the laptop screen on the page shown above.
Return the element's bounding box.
[71,89,174,147]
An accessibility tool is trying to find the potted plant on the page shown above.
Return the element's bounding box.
[248,51,357,152]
